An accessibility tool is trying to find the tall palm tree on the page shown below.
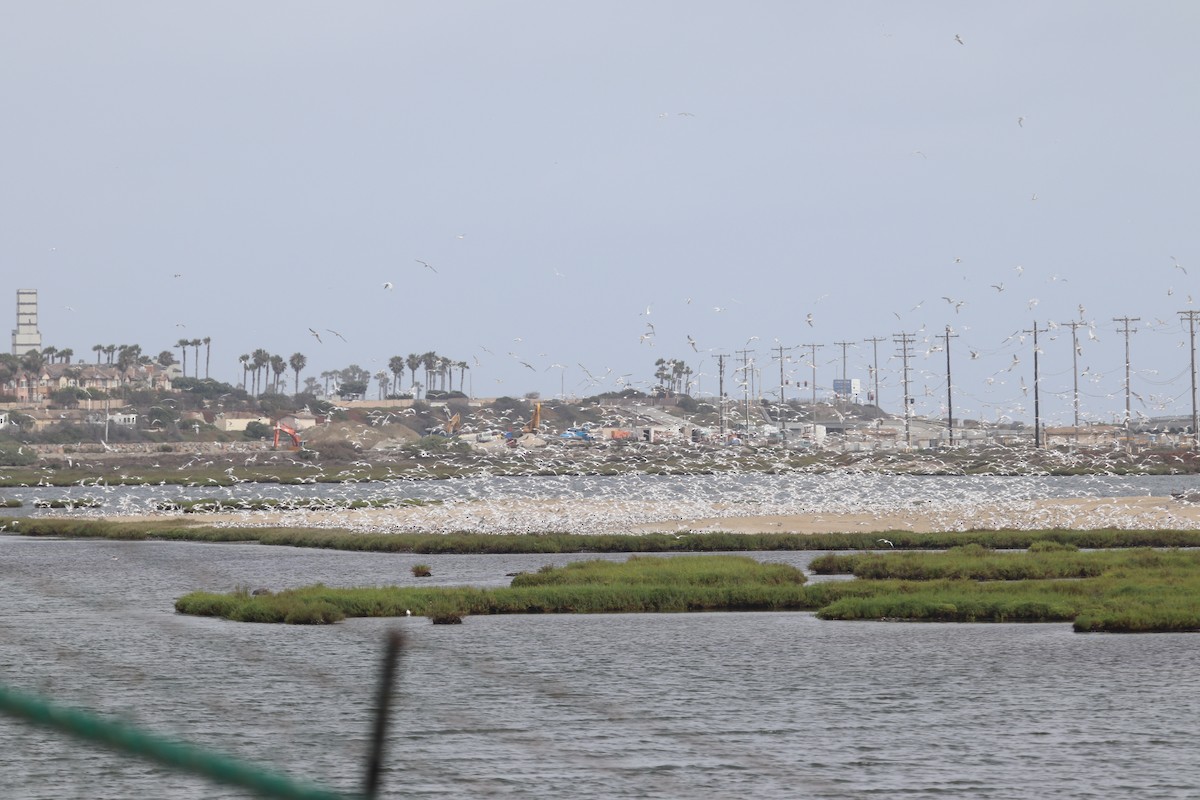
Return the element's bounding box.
[239,354,250,391]
[203,337,212,379]
[269,354,286,393]
[176,339,190,377]
[457,361,469,393]
[92,344,104,364]
[190,339,203,378]
[421,351,438,397]
[376,370,390,400]
[289,353,307,397]
[104,344,117,365]
[250,348,270,396]
[320,370,334,395]
[388,355,406,397]
[57,348,73,364]
[405,353,421,396]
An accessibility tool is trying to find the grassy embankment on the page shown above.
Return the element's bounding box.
[8,516,1200,552]
[173,544,1200,633]
[175,555,811,624]
[808,542,1200,633]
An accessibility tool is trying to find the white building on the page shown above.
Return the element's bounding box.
[12,289,41,355]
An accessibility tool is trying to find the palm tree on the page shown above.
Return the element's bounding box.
[57,348,73,364]
[250,348,270,396]
[289,353,307,397]
[176,339,190,377]
[203,337,212,379]
[239,354,250,391]
[320,370,335,395]
[269,354,287,393]
[421,351,438,397]
[92,344,104,364]
[117,344,142,372]
[405,353,421,396]
[388,355,406,396]
[376,370,390,399]
[104,344,117,365]
[457,361,469,393]
[190,339,203,378]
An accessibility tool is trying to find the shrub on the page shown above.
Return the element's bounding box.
[412,564,432,577]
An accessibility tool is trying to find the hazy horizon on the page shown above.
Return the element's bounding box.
[4,3,1198,427]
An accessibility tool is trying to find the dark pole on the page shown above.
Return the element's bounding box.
[943,326,957,445]
[1033,322,1041,448]
[364,630,404,799]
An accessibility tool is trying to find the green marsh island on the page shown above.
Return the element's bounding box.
[175,543,1200,633]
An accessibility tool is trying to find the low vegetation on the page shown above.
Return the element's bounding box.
[7,518,1200,553]
[175,555,812,624]
[175,547,1200,633]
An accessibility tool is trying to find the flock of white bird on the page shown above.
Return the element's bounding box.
[17,445,1194,535]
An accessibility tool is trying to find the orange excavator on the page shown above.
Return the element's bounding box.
[522,402,542,434]
[272,422,303,450]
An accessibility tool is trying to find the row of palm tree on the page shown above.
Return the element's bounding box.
[238,350,307,397]
[384,352,469,398]
[654,357,694,396]
[172,338,213,380]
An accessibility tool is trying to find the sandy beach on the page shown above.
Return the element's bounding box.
[98,494,1200,536]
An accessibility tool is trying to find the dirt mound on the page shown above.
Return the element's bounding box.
[301,421,422,449]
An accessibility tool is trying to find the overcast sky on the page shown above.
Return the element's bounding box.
[3,2,1199,425]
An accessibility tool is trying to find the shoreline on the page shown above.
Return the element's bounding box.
[85,495,1200,536]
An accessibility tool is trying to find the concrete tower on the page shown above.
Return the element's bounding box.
[12,289,41,355]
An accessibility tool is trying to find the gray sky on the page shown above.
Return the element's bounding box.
[3,2,1199,425]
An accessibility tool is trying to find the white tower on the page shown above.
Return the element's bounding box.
[12,289,41,355]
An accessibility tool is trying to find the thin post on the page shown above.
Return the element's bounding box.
[1113,316,1140,452]
[1181,311,1200,449]
[863,336,885,410]
[943,326,957,445]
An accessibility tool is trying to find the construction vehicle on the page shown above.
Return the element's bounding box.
[272,423,303,450]
[429,412,462,438]
[522,402,542,434]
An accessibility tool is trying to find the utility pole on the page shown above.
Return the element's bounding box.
[893,332,915,447]
[716,353,728,439]
[834,341,856,411]
[736,348,755,435]
[863,336,885,410]
[800,343,824,422]
[1114,316,1140,453]
[1181,311,1200,450]
[1024,321,1048,448]
[943,326,958,445]
[772,344,793,444]
[1065,321,1086,432]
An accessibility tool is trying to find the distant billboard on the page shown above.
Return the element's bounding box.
[832,378,861,398]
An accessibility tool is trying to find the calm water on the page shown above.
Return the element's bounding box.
[2,537,1198,799]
